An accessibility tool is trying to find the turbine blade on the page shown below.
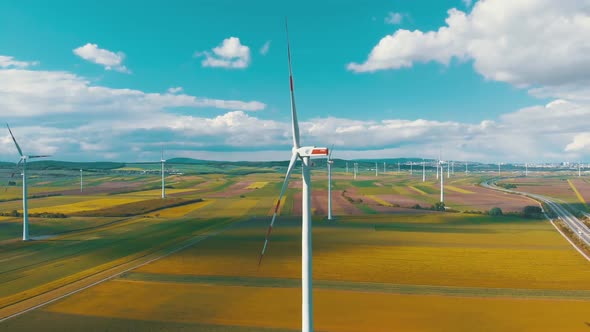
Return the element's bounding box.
[285,19,300,149]
[28,155,50,159]
[258,152,298,267]
[6,124,23,157]
[4,159,23,192]
[328,144,334,160]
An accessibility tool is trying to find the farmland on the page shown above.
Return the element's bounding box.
[0,164,590,331]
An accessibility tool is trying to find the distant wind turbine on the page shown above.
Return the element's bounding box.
[6,124,50,241]
[375,162,378,177]
[161,149,166,199]
[258,21,329,332]
[327,146,334,221]
[80,169,83,192]
[440,161,445,203]
[422,159,425,182]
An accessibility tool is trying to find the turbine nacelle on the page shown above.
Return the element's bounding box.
[295,146,329,158]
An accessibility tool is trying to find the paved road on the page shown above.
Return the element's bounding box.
[481,179,590,247]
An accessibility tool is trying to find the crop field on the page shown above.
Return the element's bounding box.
[1,167,590,331]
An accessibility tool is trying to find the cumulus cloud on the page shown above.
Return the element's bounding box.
[73,43,130,73]
[1,56,589,162]
[348,0,590,101]
[0,55,39,68]
[384,12,404,25]
[0,69,265,117]
[167,86,183,94]
[260,40,271,55]
[196,37,251,69]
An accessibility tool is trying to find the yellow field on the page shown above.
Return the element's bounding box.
[113,167,146,171]
[408,185,428,195]
[43,280,590,332]
[136,216,590,290]
[128,188,197,196]
[567,179,588,208]
[147,200,214,218]
[366,195,394,207]
[446,185,474,194]
[246,181,268,189]
[27,197,145,214]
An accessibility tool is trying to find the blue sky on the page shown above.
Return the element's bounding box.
[0,0,589,162]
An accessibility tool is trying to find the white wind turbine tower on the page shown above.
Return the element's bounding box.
[447,160,450,179]
[375,162,378,177]
[327,147,334,221]
[258,22,329,332]
[80,169,83,192]
[410,161,413,175]
[436,161,439,179]
[6,124,50,241]
[398,162,400,173]
[383,162,386,174]
[465,162,468,174]
[345,162,348,174]
[439,159,445,203]
[160,149,166,199]
[498,163,502,176]
[354,162,358,180]
[422,159,426,182]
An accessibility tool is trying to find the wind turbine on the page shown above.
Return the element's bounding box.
[258,22,329,332]
[436,161,439,180]
[440,160,445,203]
[422,159,426,182]
[80,169,83,192]
[383,162,386,174]
[160,149,166,199]
[327,147,334,221]
[375,162,378,177]
[498,163,501,176]
[447,161,450,179]
[345,162,348,174]
[354,162,358,180]
[6,124,50,241]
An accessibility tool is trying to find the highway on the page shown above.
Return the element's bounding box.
[481,179,590,247]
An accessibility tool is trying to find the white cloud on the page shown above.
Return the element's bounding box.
[196,37,251,69]
[348,0,590,101]
[385,12,404,25]
[2,56,590,162]
[167,86,183,94]
[0,69,265,117]
[0,56,38,68]
[73,43,130,73]
[566,133,590,152]
[260,40,271,55]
